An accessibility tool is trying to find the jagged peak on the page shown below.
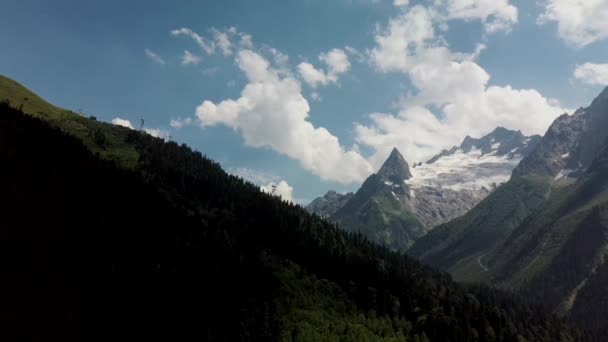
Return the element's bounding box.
[378,147,412,181]
[389,147,402,159]
[591,85,608,108]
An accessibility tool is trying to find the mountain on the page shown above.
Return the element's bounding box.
[331,148,426,251]
[1,75,594,341]
[309,128,541,250]
[427,127,541,165]
[408,127,541,227]
[409,86,608,336]
[305,190,353,218]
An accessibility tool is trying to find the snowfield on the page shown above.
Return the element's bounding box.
[406,148,522,191]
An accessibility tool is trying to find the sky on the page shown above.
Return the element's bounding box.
[1,0,608,203]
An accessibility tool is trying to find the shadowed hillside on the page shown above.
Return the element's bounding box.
[0,94,596,341]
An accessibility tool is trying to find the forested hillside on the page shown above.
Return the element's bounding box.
[0,93,597,340]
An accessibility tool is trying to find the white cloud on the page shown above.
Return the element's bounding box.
[538,0,608,47]
[196,49,373,184]
[297,48,351,88]
[297,63,328,87]
[230,167,279,185]
[574,63,608,85]
[394,0,409,6]
[239,33,253,48]
[112,117,169,139]
[144,49,166,65]
[344,46,365,63]
[144,128,170,140]
[172,27,248,57]
[230,167,299,203]
[111,117,134,129]
[359,4,566,168]
[171,27,216,55]
[260,180,294,202]
[181,50,201,66]
[438,0,518,34]
[369,5,436,73]
[212,28,234,56]
[169,117,193,129]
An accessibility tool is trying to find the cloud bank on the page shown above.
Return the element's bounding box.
[358,4,566,168]
[196,49,373,184]
[297,48,351,88]
[538,0,608,47]
[574,63,608,85]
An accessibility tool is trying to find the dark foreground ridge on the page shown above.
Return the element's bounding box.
[0,100,598,341]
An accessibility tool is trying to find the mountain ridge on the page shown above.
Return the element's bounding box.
[0,75,593,341]
[308,127,542,249]
[409,85,608,336]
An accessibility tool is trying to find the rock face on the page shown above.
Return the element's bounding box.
[513,86,608,179]
[377,147,413,182]
[306,127,541,250]
[408,186,491,228]
[305,190,353,218]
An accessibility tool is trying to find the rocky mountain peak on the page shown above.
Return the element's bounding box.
[514,86,608,178]
[591,86,608,107]
[428,127,541,165]
[377,147,412,182]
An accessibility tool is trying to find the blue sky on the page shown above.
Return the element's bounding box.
[2,0,608,203]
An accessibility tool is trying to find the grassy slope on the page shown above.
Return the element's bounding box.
[409,175,552,282]
[487,173,608,289]
[0,75,138,168]
[411,133,608,332]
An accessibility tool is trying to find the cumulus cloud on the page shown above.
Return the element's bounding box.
[369,5,436,73]
[111,117,134,129]
[574,63,608,85]
[181,50,201,66]
[437,0,518,34]
[169,117,193,129]
[297,48,351,88]
[144,128,170,140]
[538,0,608,47]
[394,0,409,6]
[230,167,297,203]
[260,180,294,202]
[196,49,373,184]
[359,4,566,168]
[112,118,169,140]
[144,49,166,65]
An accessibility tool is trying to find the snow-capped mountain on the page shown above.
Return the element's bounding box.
[418,127,541,191]
[406,127,541,227]
[306,127,542,250]
[409,87,608,334]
